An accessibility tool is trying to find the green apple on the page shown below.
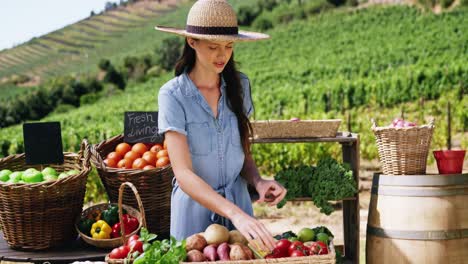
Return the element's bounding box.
[8,171,23,183]
[42,167,57,176]
[0,169,12,182]
[22,169,44,183]
[298,227,315,242]
[58,172,69,179]
[67,169,80,176]
[44,174,58,181]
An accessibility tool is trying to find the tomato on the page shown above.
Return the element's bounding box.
[115,143,132,157]
[156,157,170,168]
[109,245,130,259]
[274,239,291,256]
[104,158,117,168]
[128,239,143,253]
[121,158,133,169]
[288,241,304,256]
[142,151,157,165]
[124,151,140,162]
[156,149,168,159]
[107,151,122,161]
[132,143,148,156]
[309,241,328,255]
[143,165,156,170]
[150,144,163,153]
[132,158,148,169]
[127,234,140,244]
[290,250,305,257]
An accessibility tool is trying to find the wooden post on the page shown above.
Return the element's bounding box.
[447,102,451,150]
[400,105,405,120]
[347,111,352,133]
[342,138,360,264]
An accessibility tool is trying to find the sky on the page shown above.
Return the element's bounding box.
[0,0,120,51]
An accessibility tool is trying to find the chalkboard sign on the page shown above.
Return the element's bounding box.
[124,111,163,143]
[23,122,64,165]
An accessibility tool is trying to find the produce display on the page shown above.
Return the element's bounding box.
[388,118,417,128]
[0,167,79,184]
[103,141,170,170]
[275,156,357,215]
[77,204,139,240]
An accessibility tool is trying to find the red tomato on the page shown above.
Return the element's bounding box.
[120,158,133,169]
[143,165,156,170]
[132,143,148,156]
[150,144,163,153]
[156,157,170,168]
[156,149,168,159]
[124,151,139,162]
[290,250,305,257]
[128,239,143,253]
[107,151,122,161]
[109,245,130,259]
[127,234,140,244]
[274,239,291,257]
[117,159,126,169]
[104,158,117,168]
[115,143,131,157]
[288,241,304,256]
[316,241,328,255]
[132,158,148,170]
[142,151,157,165]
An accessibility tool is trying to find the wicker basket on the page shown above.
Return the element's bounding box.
[372,119,435,175]
[0,140,91,250]
[180,242,336,264]
[91,134,173,236]
[77,182,147,249]
[251,120,341,139]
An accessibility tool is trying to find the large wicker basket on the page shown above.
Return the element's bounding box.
[91,134,173,237]
[251,120,341,139]
[0,140,91,250]
[372,119,435,175]
[77,182,147,249]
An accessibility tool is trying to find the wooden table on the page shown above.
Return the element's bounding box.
[0,234,108,264]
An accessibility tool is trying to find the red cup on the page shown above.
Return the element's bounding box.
[433,150,466,174]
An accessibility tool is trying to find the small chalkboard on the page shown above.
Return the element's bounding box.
[124,111,163,143]
[23,122,64,165]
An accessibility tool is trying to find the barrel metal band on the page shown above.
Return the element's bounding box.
[371,186,468,196]
[373,173,468,187]
[367,225,468,240]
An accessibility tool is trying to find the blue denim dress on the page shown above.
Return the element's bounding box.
[158,71,254,240]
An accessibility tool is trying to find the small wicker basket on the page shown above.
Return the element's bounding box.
[91,134,173,236]
[76,182,147,249]
[0,140,91,250]
[372,119,435,175]
[251,120,341,139]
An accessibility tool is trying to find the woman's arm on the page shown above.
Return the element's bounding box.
[165,131,276,249]
[241,153,287,206]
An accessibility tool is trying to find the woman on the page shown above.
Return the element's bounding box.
[155,0,286,250]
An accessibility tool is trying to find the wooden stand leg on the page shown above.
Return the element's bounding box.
[342,139,360,264]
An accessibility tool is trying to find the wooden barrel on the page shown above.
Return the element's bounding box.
[366,173,468,264]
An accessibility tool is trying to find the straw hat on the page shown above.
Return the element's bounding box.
[154,0,270,42]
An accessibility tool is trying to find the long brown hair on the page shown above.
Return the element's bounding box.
[175,40,253,154]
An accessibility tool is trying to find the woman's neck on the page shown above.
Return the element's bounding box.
[189,64,220,91]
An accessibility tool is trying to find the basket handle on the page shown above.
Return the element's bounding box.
[371,118,377,128]
[428,118,435,127]
[79,139,91,168]
[117,182,147,245]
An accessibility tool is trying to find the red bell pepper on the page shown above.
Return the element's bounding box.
[110,214,139,238]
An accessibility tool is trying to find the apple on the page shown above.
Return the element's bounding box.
[8,171,23,183]
[58,172,69,179]
[0,169,12,182]
[42,167,57,176]
[67,169,80,176]
[44,174,58,181]
[22,169,44,183]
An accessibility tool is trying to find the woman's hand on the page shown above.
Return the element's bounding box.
[255,179,287,206]
[230,210,276,251]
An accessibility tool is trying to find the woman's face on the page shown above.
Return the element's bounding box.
[188,38,234,74]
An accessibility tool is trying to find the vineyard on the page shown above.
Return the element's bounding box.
[0,5,467,202]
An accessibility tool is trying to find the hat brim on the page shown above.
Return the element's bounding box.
[155,26,270,42]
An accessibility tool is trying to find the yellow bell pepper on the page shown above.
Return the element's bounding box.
[90,220,112,239]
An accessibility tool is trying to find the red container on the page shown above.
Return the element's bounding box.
[433,150,466,174]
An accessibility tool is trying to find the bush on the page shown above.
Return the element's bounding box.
[80,93,101,105]
[53,104,76,114]
[441,0,454,8]
[252,14,274,30]
[146,65,164,78]
[98,59,111,71]
[257,0,278,11]
[155,37,183,71]
[237,5,261,26]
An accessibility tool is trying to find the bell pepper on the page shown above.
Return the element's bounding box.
[122,214,139,234]
[101,205,119,226]
[90,220,112,239]
[77,218,94,236]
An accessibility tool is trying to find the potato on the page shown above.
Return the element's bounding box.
[203,244,218,261]
[217,242,231,261]
[204,224,229,245]
[186,250,206,262]
[240,244,254,260]
[229,230,248,245]
[186,234,207,251]
[229,244,249,260]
